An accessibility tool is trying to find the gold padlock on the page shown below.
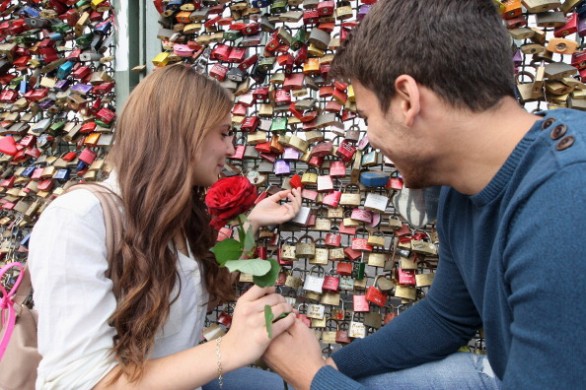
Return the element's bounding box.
[296,235,316,258]
[320,291,341,306]
[367,232,386,248]
[289,134,309,152]
[329,247,345,261]
[367,252,387,267]
[394,285,417,300]
[301,169,318,185]
[321,331,337,344]
[415,272,435,287]
[310,246,329,265]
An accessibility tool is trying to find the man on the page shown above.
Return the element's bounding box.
[263,1,586,389]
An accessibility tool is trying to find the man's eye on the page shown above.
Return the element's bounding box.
[364,118,369,126]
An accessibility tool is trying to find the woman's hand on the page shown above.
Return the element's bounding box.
[247,188,302,231]
[222,286,294,369]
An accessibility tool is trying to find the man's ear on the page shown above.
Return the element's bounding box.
[394,75,420,127]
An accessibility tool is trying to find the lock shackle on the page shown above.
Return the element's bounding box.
[308,264,325,276]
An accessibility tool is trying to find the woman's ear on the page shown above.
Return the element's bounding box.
[394,75,420,127]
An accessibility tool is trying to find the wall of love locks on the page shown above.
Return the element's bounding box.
[0,0,115,261]
[2,0,586,356]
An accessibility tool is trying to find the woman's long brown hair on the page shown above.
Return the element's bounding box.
[107,64,235,381]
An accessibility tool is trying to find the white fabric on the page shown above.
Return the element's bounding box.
[29,175,208,389]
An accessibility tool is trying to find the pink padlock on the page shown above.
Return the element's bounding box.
[353,294,370,312]
[350,208,372,224]
[322,190,341,207]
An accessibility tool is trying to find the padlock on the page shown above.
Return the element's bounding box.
[307,303,325,320]
[350,208,373,224]
[336,262,353,276]
[327,207,344,219]
[363,304,382,329]
[324,232,342,247]
[415,272,435,288]
[317,174,334,192]
[329,160,346,178]
[322,329,337,344]
[280,237,298,261]
[296,234,316,258]
[322,190,342,208]
[329,247,345,261]
[367,232,386,248]
[340,184,362,206]
[364,192,389,213]
[394,285,417,300]
[285,268,303,288]
[270,116,288,132]
[273,159,291,176]
[301,168,318,185]
[336,322,351,344]
[367,251,387,267]
[289,134,309,152]
[365,278,387,307]
[303,265,325,293]
[353,294,370,314]
[288,204,309,224]
[397,268,416,286]
[323,269,340,292]
[310,238,330,265]
[330,298,346,321]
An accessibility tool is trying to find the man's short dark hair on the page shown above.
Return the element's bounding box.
[331,0,516,112]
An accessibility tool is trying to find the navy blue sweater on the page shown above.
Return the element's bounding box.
[313,109,586,389]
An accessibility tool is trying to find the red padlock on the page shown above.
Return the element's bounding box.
[322,274,340,292]
[209,63,228,81]
[397,268,416,286]
[365,285,387,307]
[289,173,302,189]
[351,238,373,252]
[344,247,362,261]
[325,233,341,247]
[336,140,357,162]
[336,262,353,276]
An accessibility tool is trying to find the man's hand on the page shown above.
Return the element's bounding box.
[263,319,327,390]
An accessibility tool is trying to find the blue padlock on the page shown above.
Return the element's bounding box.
[57,61,74,80]
[360,171,389,188]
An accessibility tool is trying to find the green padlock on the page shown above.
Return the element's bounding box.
[292,28,308,50]
[352,262,366,280]
[223,30,242,41]
[270,116,288,133]
[270,0,288,14]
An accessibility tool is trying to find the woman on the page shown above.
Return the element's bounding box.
[28,64,301,389]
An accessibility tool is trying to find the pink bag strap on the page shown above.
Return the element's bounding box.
[0,262,26,359]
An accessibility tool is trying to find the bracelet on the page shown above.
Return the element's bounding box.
[216,336,224,389]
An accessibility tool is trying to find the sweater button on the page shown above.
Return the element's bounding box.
[556,135,575,151]
[542,118,555,129]
[550,124,567,140]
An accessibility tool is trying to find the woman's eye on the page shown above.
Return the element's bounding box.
[221,129,235,138]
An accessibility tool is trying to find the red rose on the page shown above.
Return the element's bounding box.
[205,176,258,230]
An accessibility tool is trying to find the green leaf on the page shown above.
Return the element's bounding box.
[224,259,272,275]
[210,239,242,266]
[265,304,274,339]
[253,258,280,287]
